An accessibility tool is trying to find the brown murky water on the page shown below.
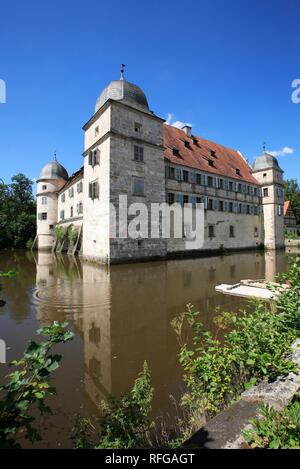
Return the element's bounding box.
[0,249,291,448]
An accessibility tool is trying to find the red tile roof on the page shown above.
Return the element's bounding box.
[163,124,259,185]
[284,200,290,216]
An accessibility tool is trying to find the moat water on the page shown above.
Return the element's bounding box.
[0,249,296,448]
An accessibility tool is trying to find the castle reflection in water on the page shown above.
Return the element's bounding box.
[32,249,288,414]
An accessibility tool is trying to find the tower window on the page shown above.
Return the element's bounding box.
[132,177,145,196]
[208,225,215,238]
[134,145,144,162]
[42,185,47,190]
[88,149,100,167]
[41,196,47,205]
[229,225,235,238]
[263,173,267,178]
[134,122,142,133]
[42,212,47,220]
[94,126,99,137]
[89,181,99,200]
[263,188,268,197]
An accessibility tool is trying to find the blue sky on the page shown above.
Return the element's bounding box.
[0,0,300,184]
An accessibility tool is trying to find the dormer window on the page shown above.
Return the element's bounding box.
[172,148,180,157]
[211,150,216,158]
[236,168,241,176]
[192,138,198,146]
[184,141,191,149]
[208,159,214,167]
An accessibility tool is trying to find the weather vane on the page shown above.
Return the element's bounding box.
[120,64,126,80]
[263,142,266,153]
[54,151,57,161]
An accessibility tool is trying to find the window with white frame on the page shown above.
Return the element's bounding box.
[41,196,47,205]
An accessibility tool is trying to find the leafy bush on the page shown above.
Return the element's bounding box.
[72,361,153,449]
[68,227,79,244]
[54,226,67,248]
[0,321,74,448]
[244,398,300,449]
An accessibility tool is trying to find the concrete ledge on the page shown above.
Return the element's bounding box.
[184,401,261,449]
[184,339,300,449]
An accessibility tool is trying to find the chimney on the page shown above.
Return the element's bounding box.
[182,124,192,137]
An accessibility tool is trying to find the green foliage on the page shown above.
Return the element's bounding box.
[72,362,154,449]
[54,226,67,249]
[0,271,17,278]
[172,258,300,431]
[0,174,36,249]
[244,398,300,449]
[284,179,300,231]
[285,230,298,240]
[96,361,153,449]
[68,227,79,244]
[0,321,74,448]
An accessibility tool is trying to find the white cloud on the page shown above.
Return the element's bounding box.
[268,146,294,157]
[165,113,192,130]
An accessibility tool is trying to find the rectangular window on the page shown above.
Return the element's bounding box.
[263,188,268,197]
[88,149,100,166]
[77,181,83,193]
[183,195,189,205]
[196,174,202,185]
[89,181,99,200]
[208,159,214,167]
[182,170,189,182]
[208,199,213,210]
[172,148,179,157]
[254,226,259,237]
[77,202,83,214]
[219,201,224,212]
[134,122,142,133]
[229,225,235,238]
[168,193,175,205]
[70,206,73,218]
[94,126,99,137]
[42,185,47,190]
[132,177,145,196]
[166,166,175,179]
[229,202,233,213]
[41,196,47,205]
[278,205,283,216]
[175,167,182,181]
[61,193,65,203]
[228,181,233,191]
[219,179,224,189]
[207,176,213,187]
[246,205,250,214]
[134,145,144,162]
[68,187,74,198]
[208,225,215,238]
[49,224,54,230]
[60,210,65,220]
[42,212,47,220]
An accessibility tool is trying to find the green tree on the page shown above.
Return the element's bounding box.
[284,179,300,228]
[0,174,36,249]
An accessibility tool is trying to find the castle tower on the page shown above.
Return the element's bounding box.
[36,159,68,250]
[252,152,285,249]
[82,69,167,263]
